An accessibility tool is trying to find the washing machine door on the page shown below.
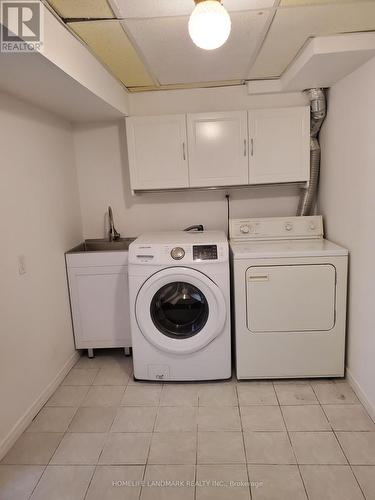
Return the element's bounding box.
[135,267,226,354]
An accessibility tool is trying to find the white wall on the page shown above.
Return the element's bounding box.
[74,87,307,238]
[319,56,375,415]
[0,91,82,456]
[129,85,307,115]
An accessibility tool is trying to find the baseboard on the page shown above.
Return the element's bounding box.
[346,367,375,422]
[0,350,80,460]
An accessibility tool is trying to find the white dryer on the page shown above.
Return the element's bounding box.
[128,231,231,381]
[230,216,348,379]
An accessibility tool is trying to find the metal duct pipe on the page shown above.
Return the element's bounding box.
[297,88,327,216]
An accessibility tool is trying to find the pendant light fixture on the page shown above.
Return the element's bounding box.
[188,0,231,51]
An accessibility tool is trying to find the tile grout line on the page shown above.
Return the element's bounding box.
[195,399,198,500]
[331,427,367,498]
[92,396,123,484]
[142,380,163,495]
[236,383,253,500]
[26,465,47,500]
[273,380,311,500]
[346,460,367,500]
[137,466,144,500]
[139,465,146,500]
[82,464,97,500]
[331,427,367,500]
[318,402,349,465]
[310,381,367,499]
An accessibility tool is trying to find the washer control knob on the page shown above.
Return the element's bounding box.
[309,222,316,230]
[240,224,250,234]
[285,222,293,231]
[170,247,185,260]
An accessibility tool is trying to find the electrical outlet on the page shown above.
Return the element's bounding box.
[18,255,26,275]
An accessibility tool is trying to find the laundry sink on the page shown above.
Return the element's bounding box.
[67,238,136,254]
[84,238,135,252]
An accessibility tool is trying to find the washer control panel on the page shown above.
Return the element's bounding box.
[193,244,218,261]
[230,216,324,241]
[130,242,227,265]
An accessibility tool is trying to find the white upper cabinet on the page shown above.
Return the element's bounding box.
[187,111,249,187]
[248,106,310,184]
[125,107,310,191]
[126,114,189,190]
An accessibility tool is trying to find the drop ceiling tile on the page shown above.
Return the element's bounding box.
[281,0,354,5]
[249,2,375,78]
[122,10,271,85]
[128,80,243,92]
[69,20,155,87]
[225,0,278,9]
[47,0,115,19]
[110,0,276,19]
[219,0,278,10]
[110,0,191,18]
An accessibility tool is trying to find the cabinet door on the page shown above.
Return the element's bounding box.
[187,111,248,187]
[248,107,310,184]
[126,115,189,190]
[68,266,131,348]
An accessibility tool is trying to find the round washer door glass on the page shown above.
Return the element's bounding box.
[151,281,209,338]
[135,267,226,355]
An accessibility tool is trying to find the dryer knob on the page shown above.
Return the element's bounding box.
[170,247,185,260]
[240,224,250,234]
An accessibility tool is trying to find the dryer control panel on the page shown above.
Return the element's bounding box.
[230,216,323,242]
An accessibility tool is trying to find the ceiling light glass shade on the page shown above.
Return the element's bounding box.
[188,0,231,50]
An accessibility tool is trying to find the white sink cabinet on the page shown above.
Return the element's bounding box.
[66,247,131,356]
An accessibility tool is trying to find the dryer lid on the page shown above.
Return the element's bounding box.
[230,238,348,259]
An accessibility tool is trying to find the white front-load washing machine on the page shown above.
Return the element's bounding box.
[128,231,231,381]
[230,216,348,379]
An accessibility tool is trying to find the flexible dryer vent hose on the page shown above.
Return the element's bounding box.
[297,88,327,216]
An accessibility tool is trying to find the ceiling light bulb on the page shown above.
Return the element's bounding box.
[188,0,231,51]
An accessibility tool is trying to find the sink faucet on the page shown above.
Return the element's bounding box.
[108,206,121,242]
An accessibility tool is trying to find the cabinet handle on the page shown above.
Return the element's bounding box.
[243,139,247,157]
[182,142,186,161]
[250,138,254,156]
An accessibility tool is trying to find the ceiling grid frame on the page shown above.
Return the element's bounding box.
[243,0,282,80]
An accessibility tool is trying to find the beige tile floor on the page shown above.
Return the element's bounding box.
[1,350,375,500]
